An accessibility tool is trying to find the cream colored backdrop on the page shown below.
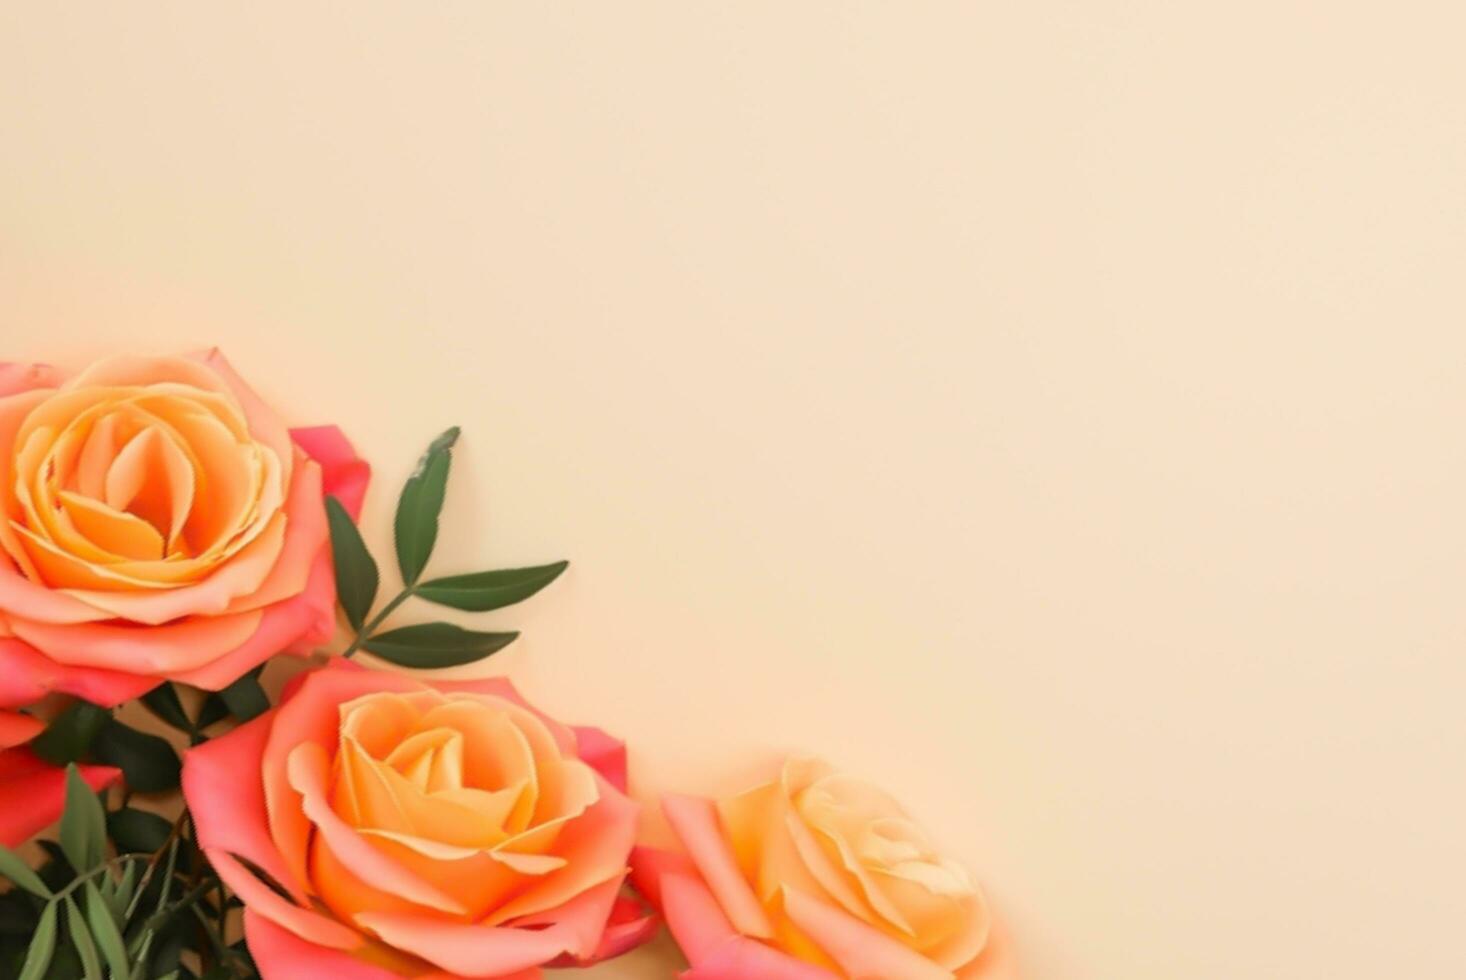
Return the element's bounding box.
[3,3,1464,978]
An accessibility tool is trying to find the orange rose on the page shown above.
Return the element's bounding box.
[183,661,655,979]
[632,758,1017,979]
[0,351,368,706]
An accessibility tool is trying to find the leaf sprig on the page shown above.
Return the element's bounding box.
[0,766,249,979]
[327,427,569,669]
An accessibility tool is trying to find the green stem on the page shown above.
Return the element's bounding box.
[124,810,187,922]
[51,854,150,902]
[342,586,415,657]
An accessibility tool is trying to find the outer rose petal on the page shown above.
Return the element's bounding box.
[0,362,63,398]
[683,936,842,980]
[291,426,370,519]
[509,874,626,963]
[663,794,775,940]
[0,749,118,847]
[658,868,741,964]
[957,920,1020,980]
[782,887,952,980]
[647,866,837,980]
[629,845,695,911]
[209,850,364,952]
[572,725,628,793]
[183,711,306,902]
[167,550,336,690]
[547,891,661,968]
[0,711,43,749]
[243,911,478,980]
[0,638,159,709]
[351,910,575,978]
[8,610,266,675]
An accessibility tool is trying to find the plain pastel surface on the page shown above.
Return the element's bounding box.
[2,4,1464,977]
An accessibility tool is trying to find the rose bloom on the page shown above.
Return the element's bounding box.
[0,710,117,846]
[182,661,655,979]
[632,758,1017,980]
[0,351,368,707]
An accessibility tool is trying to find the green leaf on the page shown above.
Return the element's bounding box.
[17,900,56,980]
[362,622,518,669]
[111,862,139,920]
[393,426,460,587]
[83,883,128,980]
[90,720,180,794]
[0,846,50,897]
[194,694,231,732]
[138,686,192,734]
[59,765,106,875]
[326,495,379,631]
[63,896,100,979]
[218,667,270,722]
[30,703,111,766]
[416,560,569,612]
[107,808,172,855]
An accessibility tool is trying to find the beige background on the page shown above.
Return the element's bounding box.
[2,3,1464,977]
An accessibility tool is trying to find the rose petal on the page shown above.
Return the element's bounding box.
[179,349,296,485]
[572,725,628,793]
[0,389,112,623]
[209,850,364,951]
[183,710,306,902]
[506,873,624,962]
[291,426,370,519]
[781,886,953,980]
[8,609,264,674]
[0,637,160,709]
[484,772,638,925]
[242,910,432,980]
[426,675,578,758]
[288,741,468,916]
[658,868,740,964]
[629,845,695,912]
[63,454,321,624]
[664,794,776,941]
[683,935,842,980]
[0,363,63,399]
[546,891,660,967]
[956,918,1020,980]
[0,710,43,749]
[0,749,118,847]
[264,667,424,892]
[166,548,336,690]
[351,909,574,978]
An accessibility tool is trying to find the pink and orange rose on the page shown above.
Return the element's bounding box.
[632,758,1017,979]
[183,661,655,979]
[0,350,368,709]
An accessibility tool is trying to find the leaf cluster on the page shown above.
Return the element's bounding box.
[328,427,569,668]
